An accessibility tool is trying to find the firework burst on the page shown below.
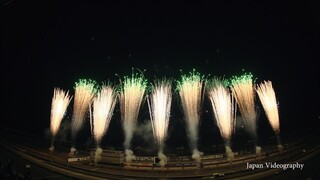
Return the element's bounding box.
[118,69,147,162]
[177,69,205,162]
[256,80,283,151]
[147,78,172,166]
[207,78,236,159]
[49,88,72,152]
[70,79,97,155]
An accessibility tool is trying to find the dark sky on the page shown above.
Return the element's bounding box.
[1,1,319,144]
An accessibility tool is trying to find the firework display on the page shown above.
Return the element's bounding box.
[147,79,172,167]
[229,72,261,154]
[177,69,205,163]
[207,77,235,159]
[118,70,147,162]
[48,69,286,162]
[70,79,97,156]
[91,84,117,164]
[49,88,72,152]
[256,80,283,151]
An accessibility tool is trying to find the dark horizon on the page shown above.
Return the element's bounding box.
[1,1,319,145]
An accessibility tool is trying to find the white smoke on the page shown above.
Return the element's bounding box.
[44,128,51,139]
[276,134,283,151]
[49,146,54,153]
[277,144,284,151]
[94,147,103,165]
[134,120,154,148]
[255,146,261,154]
[55,120,71,143]
[125,149,136,163]
[192,149,203,163]
[225,145,234,160]
[45,120,71,149]
[187,121,199,151]
[158,151,167,167]
[45,128,55,152]
[123,123,135,150]
[69,147,77,157]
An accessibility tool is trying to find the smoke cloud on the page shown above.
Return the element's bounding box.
[69,147,77,157]
[255,146,261,154]
[192,149,203,163]
[187,121,199,151]
[158,151,167,167]
[94,147,103,165]
[125,149,136,162]
[49,146,54,152]
[45,119,71,152]
[276,134,283,151]
[225,145,234,160]
[123,122,135,150]
[277,145,284,151]
[134,120,155,148]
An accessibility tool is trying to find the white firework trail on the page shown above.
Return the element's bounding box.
[207,78,236,160]
[256,80,283,151]
[70,79,97,156]
[118,70,147,162]
[256,81,280,134]
[177,69,205,162]
[147,79,172,167]
[230,72,261,154]
[229,73,257,139]
[91,85,117,165]
[92,85,117,146]
[49,88,72,152]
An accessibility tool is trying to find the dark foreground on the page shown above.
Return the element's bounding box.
[1,129,319,179]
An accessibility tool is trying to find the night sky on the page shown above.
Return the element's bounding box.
[2,1,319,147]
